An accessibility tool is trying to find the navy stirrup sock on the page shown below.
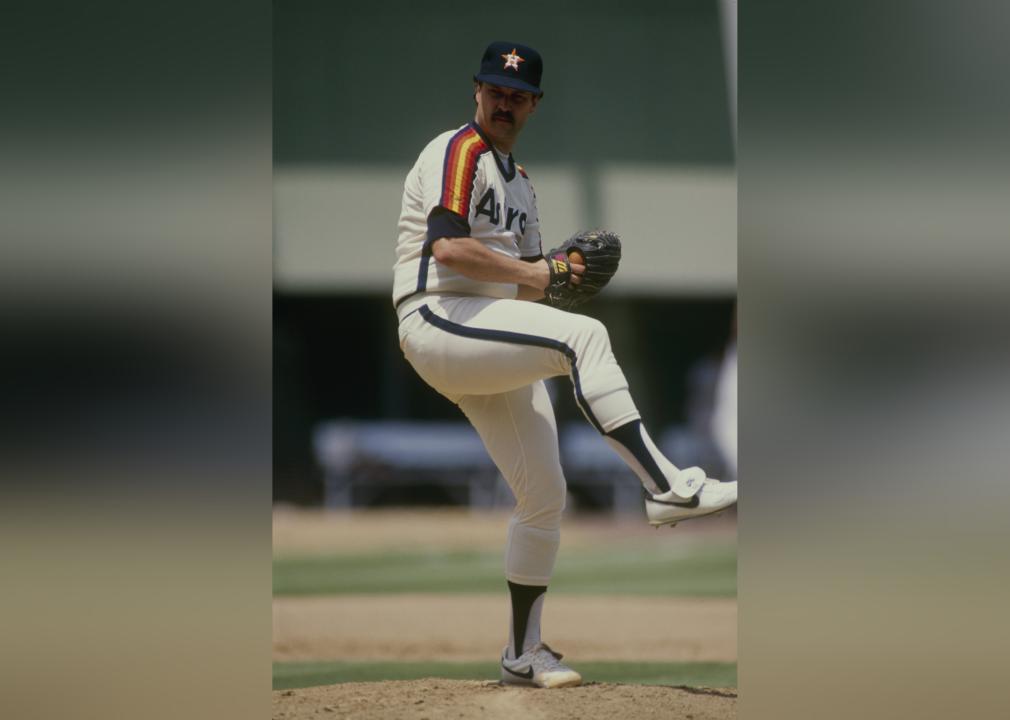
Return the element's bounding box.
[605,419,671,494]
[507,580,547,658]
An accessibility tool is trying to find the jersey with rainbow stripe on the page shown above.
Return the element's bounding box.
[392,122,543,310]
[440,124,490,217]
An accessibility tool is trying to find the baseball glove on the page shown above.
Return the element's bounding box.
[544,229,622,310]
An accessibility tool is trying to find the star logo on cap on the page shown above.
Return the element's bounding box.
[501,48,525,71]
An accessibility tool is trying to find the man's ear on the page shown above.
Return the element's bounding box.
[531,93,542,112]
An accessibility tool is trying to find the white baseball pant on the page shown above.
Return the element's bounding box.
[397,293,647,586]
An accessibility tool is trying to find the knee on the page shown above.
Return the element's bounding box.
[540,477,567,519]
[568,315,611,353]
[574,314,607,339]
[515,473,567,529]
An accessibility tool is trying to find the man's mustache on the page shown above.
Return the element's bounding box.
[493,112,514,123]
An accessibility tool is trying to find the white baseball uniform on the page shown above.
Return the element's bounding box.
[389,116,739,662]
[393,121,676,588]
[392,39,735,673]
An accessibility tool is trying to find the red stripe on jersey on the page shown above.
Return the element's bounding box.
[440,128,489,216]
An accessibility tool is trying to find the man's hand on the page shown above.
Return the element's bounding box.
[516,256,584,301]
[544,250,588,300]
[542,230,622,310]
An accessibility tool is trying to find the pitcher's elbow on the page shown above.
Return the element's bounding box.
[431,237,455,264]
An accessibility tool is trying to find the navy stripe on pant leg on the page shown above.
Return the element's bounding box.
[418,304,604,433]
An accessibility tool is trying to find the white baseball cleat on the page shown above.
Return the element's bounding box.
[500,642,582,689]
[645,467,737,528]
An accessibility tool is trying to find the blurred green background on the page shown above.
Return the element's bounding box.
[274,0,732,166]
[273,0,737,506]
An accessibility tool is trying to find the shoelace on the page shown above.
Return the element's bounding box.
[529,643,566,671]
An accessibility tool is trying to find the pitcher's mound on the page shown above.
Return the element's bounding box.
[273,679,737,719]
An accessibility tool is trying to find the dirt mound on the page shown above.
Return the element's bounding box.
[273,679,736,720]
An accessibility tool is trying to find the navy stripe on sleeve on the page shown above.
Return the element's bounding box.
[426,206,471,244]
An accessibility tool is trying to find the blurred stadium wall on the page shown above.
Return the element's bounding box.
[274,0,736,504]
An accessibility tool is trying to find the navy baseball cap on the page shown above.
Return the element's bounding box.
[473,41,543,96]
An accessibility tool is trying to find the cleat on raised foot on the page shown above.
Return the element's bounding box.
[500,642,582,689]
[645,474,737,528]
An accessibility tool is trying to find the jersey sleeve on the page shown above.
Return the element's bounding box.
[423,127,490,245]
[518,177,543,259]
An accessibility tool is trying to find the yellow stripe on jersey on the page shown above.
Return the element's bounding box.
[441,128,489,217]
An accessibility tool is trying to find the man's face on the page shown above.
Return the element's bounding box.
[474,82,539,147]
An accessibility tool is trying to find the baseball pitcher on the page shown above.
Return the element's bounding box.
[392,41,737,689]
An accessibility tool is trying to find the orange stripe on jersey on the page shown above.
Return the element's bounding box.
[440,127,489,216]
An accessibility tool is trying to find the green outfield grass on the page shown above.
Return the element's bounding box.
[273,543,736,597]
[273,660,737,690]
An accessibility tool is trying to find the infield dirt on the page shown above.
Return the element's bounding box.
[273,679,737,720]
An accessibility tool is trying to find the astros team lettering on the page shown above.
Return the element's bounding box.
[475,187,527,234]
